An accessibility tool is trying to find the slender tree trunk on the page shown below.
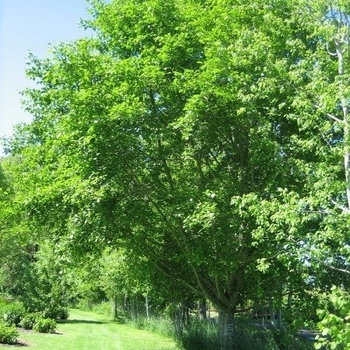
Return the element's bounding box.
[219,309,235,350]
[335,38,350,210]
[145,294,150,321]
[111,292,118,320]
[123,294,130,316]
[268,293,275,327]
[343,104,350,210]
[134,295,140,320]
[275,286,283,329]
[276,308,282,329]
[199,298,207,319]
[173,303,183,340]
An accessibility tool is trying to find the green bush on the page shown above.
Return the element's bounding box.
[42,306,69,320]
[0,323,19,344]
[1,301,25,326]
[33,317,57,333]
[56,307,69,320]
[20,313,39,330]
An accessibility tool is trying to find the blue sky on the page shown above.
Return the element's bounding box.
[0,0,92,155]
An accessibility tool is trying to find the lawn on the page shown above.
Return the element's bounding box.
[0,309,179,350]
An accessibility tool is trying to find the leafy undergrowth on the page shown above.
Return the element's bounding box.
[0,309,178,350]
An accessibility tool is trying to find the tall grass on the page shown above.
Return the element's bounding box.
[180,319,315,350]
[76,300,175,336]
[128,316,176,338]
[180,318,220,350]
[74,302,314,350]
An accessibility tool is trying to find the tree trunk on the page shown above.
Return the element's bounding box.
[111,292,118,320]
[276,307,283,329]
[173,303,183,340]
[335,38,350,211]
[343,105,350,210]
[219,309,235,350]
[145,294,150,321]
[198,298,207,319]
[133,295,140,320]
[268,294,275,327]
[123,294,130,315]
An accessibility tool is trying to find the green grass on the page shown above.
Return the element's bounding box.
[0,309,179,350]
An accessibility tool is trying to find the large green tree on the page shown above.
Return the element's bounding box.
[6,0,342,348]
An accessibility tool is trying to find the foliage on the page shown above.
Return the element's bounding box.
[10,0,313,323]
[0,296,9,309]
[20,312,61,333]
[78,300,112,316]
[27,241,75,312]
[0,300,25,326]
[41,306,70,320]
[267,328,314,350]
[20,312,40,330]
[0,155,41,301]
[0,323,19,345]
[315,286,350,350]
[0,239,77,318]
[33,317,57,333]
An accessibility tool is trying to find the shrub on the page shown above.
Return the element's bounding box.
[56,307,69,320]
[0,323,19,344]
[33,317,57,333]
[20,313,39,330]
[1,301,25,326]
[42,306,69,320]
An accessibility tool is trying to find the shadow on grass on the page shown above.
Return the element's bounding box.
[58,319,104,325]
[0,340,30,347]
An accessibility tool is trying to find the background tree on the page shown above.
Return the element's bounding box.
[288,1,350,348]
[0,156,37,298]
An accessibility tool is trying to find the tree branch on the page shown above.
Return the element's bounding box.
[324,263,350,275]
[331,199,350,214]
[314,105,343,123]
[326,42,337,56]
